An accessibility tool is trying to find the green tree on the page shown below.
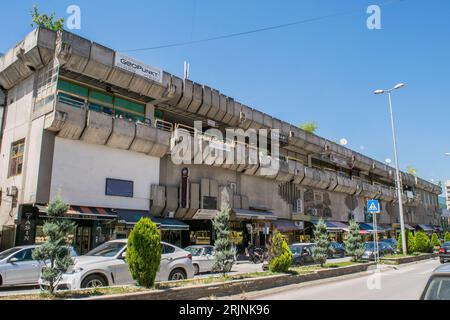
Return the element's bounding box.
[397,230,416,254]
[212,204,236,275]
[312,219,329,267]
[344,220,365,262]
[445,231,450,243]
[414,231,431,253]
[30,4,64,31]
[431,233,442,248]
[126,218,162,288]
[405,166,418,176]
[299,121,319,134]
[32,197,75,294]
[268,232,293,273]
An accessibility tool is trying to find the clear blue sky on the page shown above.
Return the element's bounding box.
[1,0,449,192]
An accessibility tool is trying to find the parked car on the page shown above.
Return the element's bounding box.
[289,243,316,266]
[184,245,215,274]
[39,240,194,291]
[381,238,398,253]
[328,242,346,258]
[421,264,450,300]
[0,245,77,287]
[438,242,450,264]
[361,242,395,261]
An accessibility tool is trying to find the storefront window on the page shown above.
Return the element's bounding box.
[189,231,211,245]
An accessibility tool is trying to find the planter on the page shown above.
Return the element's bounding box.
[380,253,437,265]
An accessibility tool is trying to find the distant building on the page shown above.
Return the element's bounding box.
[446,181,450,210]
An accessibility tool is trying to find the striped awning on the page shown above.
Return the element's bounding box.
[37,205,117,220]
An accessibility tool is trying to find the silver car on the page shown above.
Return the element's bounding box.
[184,245,215,275]
[0,245,77,287]
[421,264,450,300]
[40,239,194,291]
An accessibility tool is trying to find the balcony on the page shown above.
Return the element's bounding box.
[359,182,379,199]
[301,167,331,190]
[379,187,396,202]
[334,175,358,195]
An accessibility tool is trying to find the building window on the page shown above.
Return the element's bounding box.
[9,139,25,177]
[105,178,133,198]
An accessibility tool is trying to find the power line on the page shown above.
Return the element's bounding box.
[120,0,406,53]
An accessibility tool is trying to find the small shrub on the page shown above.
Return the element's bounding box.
[415,231,431,253]
[445,232,450,243]
[127,218,162,288]
[213,204,236,275]
[397,230,416,254]
[344,220,365,262]
[431,233,441,248]
[269,232,293,273]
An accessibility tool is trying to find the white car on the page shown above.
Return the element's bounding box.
[39,239,194,291]
[184,245,215,274]
[0,245,77,287]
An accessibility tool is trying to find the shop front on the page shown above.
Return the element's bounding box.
[311,220,348,243]
[417,224,435,235]
[359,223,387,242]
[272,220,305,244]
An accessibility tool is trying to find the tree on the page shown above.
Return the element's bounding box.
[312,219,329,267]
[431,233,441,248]
[397,230,416,254]
[212,204,236,275]
[445,231,450,243]
[32,197,75,294]
[344,220,365,262]
[405,166,418,176]
[299,121,319,134]
[126,218,162,288]
[414,231,431,253]
[268,232,293,273]
[30,4,64,31]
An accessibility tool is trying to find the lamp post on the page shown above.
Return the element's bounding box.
[374,83,407,255]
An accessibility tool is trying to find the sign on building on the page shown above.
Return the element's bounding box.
[114,53,163,84]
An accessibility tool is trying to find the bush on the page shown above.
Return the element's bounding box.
[445,232,450,243]
[397,229,416,254]
[127,218,162,288]
[415,231,431,253]
[431,233,441,248]
[269,232,293,273]
[312,219,329,266]
[344,220,365,262]
[212,204,236,275]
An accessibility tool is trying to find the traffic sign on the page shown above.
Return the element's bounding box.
[367,199,380,214]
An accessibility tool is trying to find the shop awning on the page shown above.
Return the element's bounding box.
[272,220,304,232]
[329,221,349,232]
[312,220,346,232]
[417,224,434,232]
[380,225,394,232]
[392,223,415,231]
[36,205,117,220]
[233,209,277,221]
[115,210,150,225]
[435,227,443,232]
[150,217,190,231]
[359,223,386,233]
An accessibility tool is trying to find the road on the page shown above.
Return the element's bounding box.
[224,259,440,300]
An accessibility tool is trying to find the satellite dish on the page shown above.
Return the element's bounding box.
[385,158,392,165]
[339,138,348,146]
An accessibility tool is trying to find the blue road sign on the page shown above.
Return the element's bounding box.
[367,199,380,214]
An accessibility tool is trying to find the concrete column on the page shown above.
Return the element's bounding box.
[146,103,155,126]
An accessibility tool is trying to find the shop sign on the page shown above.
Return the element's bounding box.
[115,53,163,84]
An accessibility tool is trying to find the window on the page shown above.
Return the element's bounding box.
[9,139,25,177]
[12,248,34,262]
[105,178,133,198]
[162,244,175,255]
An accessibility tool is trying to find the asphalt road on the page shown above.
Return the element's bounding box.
[229,259,441,300]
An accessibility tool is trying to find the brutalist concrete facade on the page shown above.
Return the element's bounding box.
[0,28,443,248]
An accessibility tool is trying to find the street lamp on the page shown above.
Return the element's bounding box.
[374,83,407,255]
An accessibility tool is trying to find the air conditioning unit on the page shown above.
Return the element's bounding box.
[294,198,304,214]
[6,186,18,197]
[228,182,237,195]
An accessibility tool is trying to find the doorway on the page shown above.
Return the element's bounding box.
[76,226,92,255]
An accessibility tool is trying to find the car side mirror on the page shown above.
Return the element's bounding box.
[119,252,126,260]
[8,257,19,263]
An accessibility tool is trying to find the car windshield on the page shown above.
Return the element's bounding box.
[85,242,125,257]
[365,242,376,250]
[0,247,22,261]
[289,245,300,253]
[424,276,450,300]
[184,247,204,256]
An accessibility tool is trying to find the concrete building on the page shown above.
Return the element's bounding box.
[445,181,450,210]
[0,28,443,253]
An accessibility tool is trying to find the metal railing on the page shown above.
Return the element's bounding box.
[57,92,86,109]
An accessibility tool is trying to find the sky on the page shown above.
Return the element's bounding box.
[1,0,449,192]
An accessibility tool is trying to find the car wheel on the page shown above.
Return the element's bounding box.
[169,268,187,281]
[81,274,107,289]
[193,264,200,275]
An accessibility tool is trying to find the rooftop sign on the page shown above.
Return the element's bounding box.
[114,52,163,84]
